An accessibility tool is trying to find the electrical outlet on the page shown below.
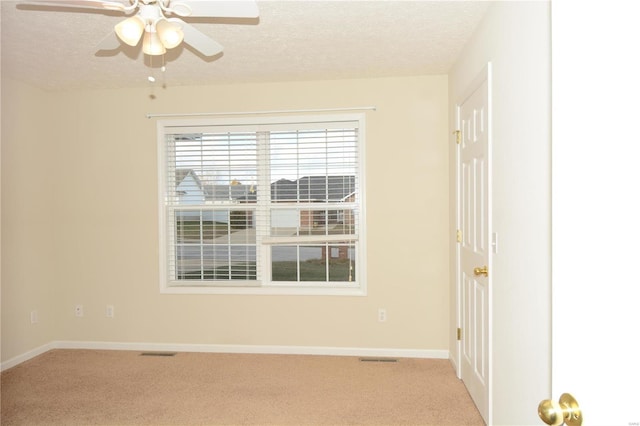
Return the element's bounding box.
[30,310,39,324]
[75,304,84,317]
[106,305,114,318]
[378,308,387,322]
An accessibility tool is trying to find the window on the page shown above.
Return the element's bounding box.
[158,114,366,295]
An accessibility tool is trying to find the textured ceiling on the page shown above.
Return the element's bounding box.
[1,1,492,91]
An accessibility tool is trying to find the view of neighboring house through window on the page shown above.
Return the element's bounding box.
[158,114,365,294]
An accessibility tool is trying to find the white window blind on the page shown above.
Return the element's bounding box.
[158,114,365,295]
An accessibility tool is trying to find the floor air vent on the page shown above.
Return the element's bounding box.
[140,352,177,357]
[359,357,398,363]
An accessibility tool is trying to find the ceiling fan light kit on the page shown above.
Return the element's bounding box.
[142,30,166,55]
[114,16,144,46]
[114,1,185,55]
[156,19,184,49]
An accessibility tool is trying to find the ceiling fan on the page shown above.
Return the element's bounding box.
[20,0,259,57]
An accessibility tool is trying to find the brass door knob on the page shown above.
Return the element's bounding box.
[473,265,488,277]
[538,393,582,426]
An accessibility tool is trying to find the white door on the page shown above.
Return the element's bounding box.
[549,1,640,425]
[457,65,491,423]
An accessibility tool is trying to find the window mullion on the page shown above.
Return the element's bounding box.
[226,216,232,281]
[325,243,330,283]
[200,212,204,280]
[256,131,270,285]
[297,245,301,282]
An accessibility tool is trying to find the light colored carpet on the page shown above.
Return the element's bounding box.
[1,349,484,425]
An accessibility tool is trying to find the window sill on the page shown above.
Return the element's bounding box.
[160,283,366,296]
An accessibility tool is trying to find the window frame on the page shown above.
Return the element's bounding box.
[157,113,367,296]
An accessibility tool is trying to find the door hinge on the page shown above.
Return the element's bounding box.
[457,327,462,341]
[452,130,461,144]
[456,229,462,243]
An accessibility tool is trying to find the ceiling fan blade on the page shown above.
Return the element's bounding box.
[180,20,223,56]
[172,1,259,18]
[18,0,129,12]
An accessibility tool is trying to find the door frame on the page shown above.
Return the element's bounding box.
[454,62,493,425]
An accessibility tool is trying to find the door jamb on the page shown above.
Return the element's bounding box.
[454,102,462,380]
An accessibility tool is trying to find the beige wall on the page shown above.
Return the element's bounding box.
[1,75,449,362]
[1,80,59,357]
[448,2,551,425]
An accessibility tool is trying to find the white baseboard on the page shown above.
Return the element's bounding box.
[2,341,448,371]
[1,342,55,371]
